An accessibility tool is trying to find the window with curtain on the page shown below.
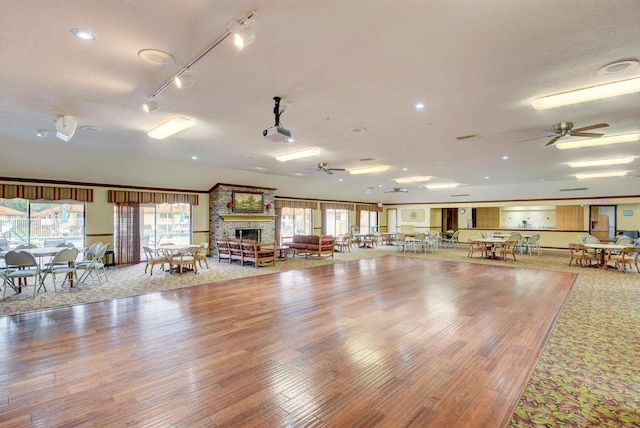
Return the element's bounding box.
[280,207,313,243]
[359,210,379,233]
[0,198,85,250]
[325,209,350,236]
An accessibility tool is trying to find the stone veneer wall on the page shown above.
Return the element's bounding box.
[209,185,276,256]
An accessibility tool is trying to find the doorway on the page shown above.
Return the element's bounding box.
[387,209,398,233]
[589,205,616,240]
[442,208,459,232]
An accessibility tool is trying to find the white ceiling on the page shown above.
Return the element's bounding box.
[1,1,639,203]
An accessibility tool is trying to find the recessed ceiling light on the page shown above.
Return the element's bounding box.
[339,178,343,182]
[348,165,389,175]
[402,167,408,171]
[484,176,490,179]
[71,28,97,41]
[138,49,175,65]
[415,102,425,109]
[532,77,640,110]
[36,130,48,137]
[192,156,198,160]
[575,171,628,179]
[568,157,634,168]
[597,60,639,76]
[502,156,509,160]
[275,148,319,162]
[556,132,640,149]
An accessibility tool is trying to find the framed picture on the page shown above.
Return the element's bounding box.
[232,191,264,213]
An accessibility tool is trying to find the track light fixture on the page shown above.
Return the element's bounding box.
[143,100,159,113]
[143,10,256,113]
[174,72,193,89]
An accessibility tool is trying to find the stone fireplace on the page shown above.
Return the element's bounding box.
[209,184,276,255]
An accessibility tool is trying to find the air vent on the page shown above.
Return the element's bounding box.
[450,194,470,197]
[559,187,588,192]
[455,134,480,141]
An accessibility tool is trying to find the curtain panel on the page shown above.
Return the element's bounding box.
[115,202,141,265]
[274,199,317,209]
[108,190,198,205]
[320,202,354,211]
[0,184,93,201]
[356,204,382,212]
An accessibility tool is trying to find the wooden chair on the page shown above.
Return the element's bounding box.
[334,235,352,252]
[568,243,594,267]
[216,238,231,263]
[166,246,198,275]
[143,246,166,275]
[467,240,486,258]
[607,246,639,272]
[498,240,518,261]
[195,243,209,268]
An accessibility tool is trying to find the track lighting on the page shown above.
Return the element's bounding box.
[228,20,256,49]
[174,73,193,88]
[143,100,159,113]
[143,10,255,112]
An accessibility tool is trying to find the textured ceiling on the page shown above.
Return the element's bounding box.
[1,0,639,203]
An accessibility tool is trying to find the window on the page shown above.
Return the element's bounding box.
[325,209,350,236]
[360,210,379,233]
[141,203,191,248]
[280,207,312,243]
[0,198,85,250]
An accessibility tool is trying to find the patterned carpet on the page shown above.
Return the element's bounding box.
[1,244,639,426]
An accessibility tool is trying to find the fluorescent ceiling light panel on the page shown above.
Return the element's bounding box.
[147,117,193,139]
[394,176,431,183]
[568,157,634,168]
[556,132,640,150]
[348,165,389,175]
[275,148,319,162]
[531,77,640,110]
[426,183,458,189]
[575,171,628,179]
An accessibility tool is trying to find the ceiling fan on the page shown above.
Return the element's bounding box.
[385,187,408,193]
[308,162,346,175]
[519,121,609,146]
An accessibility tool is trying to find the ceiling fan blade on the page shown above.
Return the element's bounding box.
[574,123,609,132]
[516,134,556,143]
[572,132,604,138]
[328,168,346,172]
[325,170,333,175]
[545,136,561,146]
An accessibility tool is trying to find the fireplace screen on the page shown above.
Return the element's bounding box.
[235,228,261,242]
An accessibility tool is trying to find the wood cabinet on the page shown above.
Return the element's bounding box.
[556,205,584,230]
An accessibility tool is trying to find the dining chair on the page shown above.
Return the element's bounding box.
[41,247,78,289]
[607,246,639,272]
[441,230,459,248]
[525,233,542,255]
[3,250,44,298]
[167,246,198,275]
[568,243,594,267]
[195,243,209,269]
[393,233,406,252]
[143,246,167,275]
[498,240,518,261]
[410,232,427,253]
[334,235,352,252]
[77,243,109,284]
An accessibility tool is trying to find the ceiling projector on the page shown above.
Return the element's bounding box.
[263,126,292,142]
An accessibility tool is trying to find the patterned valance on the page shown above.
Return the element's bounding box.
[0,184,93,202]
[275,199,317,209]
[320,202,354,211]
[108,190,199,205]
[356,203,383,212]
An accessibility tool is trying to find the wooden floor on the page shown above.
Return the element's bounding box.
[0,256,576,427]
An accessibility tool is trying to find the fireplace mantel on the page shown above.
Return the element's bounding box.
[220,214,276,222]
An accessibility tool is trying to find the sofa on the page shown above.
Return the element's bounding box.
[216,237,276,268]
[288,234,335,259]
